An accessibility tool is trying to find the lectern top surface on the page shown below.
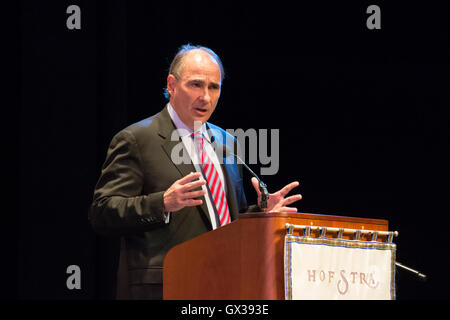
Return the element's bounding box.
[238,212,388,226]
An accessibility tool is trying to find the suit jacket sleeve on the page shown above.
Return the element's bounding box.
[90,130,167,236]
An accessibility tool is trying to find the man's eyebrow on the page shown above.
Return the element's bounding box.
[187,79,221,87]
[187,78,204,83]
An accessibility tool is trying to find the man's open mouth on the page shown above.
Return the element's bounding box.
[194,107,207,113]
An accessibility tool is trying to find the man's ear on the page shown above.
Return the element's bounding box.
[167,74,177,96]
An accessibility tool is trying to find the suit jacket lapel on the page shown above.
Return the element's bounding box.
[157,106,213,229]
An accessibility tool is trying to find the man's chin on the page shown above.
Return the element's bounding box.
[192,117,209,124]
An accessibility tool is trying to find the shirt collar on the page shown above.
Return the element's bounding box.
[167,103,212,143]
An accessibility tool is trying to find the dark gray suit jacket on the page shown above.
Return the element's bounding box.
[90,105,254,299]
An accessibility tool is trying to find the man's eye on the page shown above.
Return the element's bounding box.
[191,82,201,87]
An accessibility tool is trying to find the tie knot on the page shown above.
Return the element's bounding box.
[192,131,203,141]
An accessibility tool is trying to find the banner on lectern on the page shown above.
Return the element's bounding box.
[284,235,396,300]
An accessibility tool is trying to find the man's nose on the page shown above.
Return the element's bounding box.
[201,88,211,103]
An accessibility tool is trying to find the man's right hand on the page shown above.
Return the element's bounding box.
[163,172,207,212]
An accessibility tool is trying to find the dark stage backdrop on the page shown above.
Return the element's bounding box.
[16,0,449,300]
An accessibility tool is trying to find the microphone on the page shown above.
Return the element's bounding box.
[215,144,270,211]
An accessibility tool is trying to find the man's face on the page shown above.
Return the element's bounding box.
[167,50,222,129]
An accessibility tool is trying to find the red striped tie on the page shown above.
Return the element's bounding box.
[193,132,231,226]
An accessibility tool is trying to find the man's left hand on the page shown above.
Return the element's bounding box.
[251,177,302,213]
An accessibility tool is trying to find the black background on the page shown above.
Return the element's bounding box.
[11,0,449,300]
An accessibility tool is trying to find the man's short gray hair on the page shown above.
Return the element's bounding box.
[164,44,225,99]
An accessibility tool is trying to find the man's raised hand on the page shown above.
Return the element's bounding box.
[163,172,207,212]
[251,177,302,213]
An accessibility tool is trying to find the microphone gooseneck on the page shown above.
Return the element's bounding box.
[216,145,270,211]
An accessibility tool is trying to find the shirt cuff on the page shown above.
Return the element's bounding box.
[164,212,171,224]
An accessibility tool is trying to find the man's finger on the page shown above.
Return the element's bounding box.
[178,172,202,185]
[282,194,302,206]
[279,181,300,197]
[251,177,261,195]
[183,189,207,199]
[274,206,298,213]
[182,198,203,207]
[182,179,207,192]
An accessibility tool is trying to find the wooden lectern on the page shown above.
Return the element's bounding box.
[163,212,389,300]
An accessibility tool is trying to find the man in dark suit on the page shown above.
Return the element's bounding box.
[90,44,302,299]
